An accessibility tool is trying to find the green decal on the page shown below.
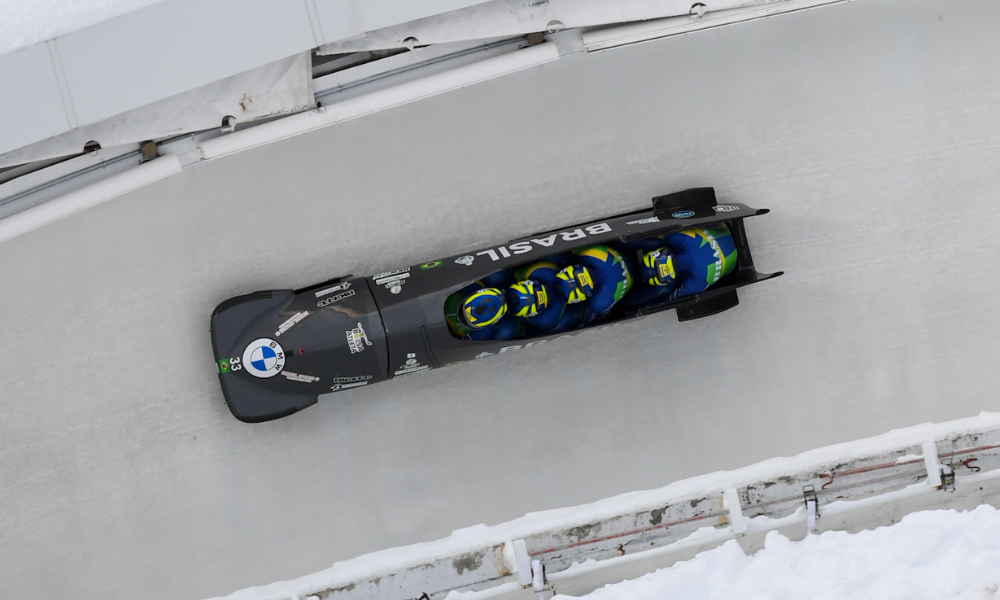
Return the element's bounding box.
[706,263,719,284]
[723,249,738,277]
[218,358,230,374]
[421,260,443,270]
[614,280,629,302]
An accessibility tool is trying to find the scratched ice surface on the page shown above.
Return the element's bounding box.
[1,0,999,599]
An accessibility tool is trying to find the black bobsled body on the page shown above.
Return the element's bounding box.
[210,188,782,422]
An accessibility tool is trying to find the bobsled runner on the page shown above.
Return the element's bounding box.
[210,187,782,422]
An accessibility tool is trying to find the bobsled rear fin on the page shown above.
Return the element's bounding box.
[652,187,717,213]
[676,290,740,322]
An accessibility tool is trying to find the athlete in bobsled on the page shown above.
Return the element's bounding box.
[444,270,520,340]
[507,261,594,335]
[573,245,633,324]
[618,225,738,312]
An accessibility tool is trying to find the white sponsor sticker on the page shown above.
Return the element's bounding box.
[318,289,355,307]
[375,272,410,285]
[275,311,309,337]
[242,338,286,379]
[394,353,429,376]
[314,281,352,297]
[626,216,660,225]
[281,371,320,383]
[346,322,372,354]
[332,375,372,383]
[372,267,410,280]
[713,204,740,212]
[455,255,475,266]
[394,365,431,377]
[331,381,369,391]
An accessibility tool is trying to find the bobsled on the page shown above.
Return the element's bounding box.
[210,187,782,422]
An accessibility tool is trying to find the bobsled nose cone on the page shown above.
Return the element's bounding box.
[211,278,388,423]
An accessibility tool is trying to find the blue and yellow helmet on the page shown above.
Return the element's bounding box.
[459,288,507,329]
[556,265,595,304]
[506,280,549,318]
[643,248,676,286]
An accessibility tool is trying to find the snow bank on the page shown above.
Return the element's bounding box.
[206,412,1000,600]
[558,506,1000,600]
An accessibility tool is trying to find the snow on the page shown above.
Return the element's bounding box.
[555,506,1000,600]
[204,412,1000,600]
[0,0,163,56]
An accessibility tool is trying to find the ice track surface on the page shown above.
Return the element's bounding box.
[2,0,1000,598]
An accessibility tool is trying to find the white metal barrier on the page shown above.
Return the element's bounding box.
[1,0,857,246]
[210,413,1000,600]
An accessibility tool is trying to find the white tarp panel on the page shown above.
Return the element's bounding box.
[0,0,491,159]
[0,53,314,169]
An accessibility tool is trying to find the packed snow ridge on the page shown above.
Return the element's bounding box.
[553,506,1000,600]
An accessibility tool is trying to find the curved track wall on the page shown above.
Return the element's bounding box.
[1,0,999,598]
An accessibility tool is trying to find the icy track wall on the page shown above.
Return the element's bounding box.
[211,413,1000,600]
[3,1,1000,599]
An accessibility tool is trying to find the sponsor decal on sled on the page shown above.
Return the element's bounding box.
[375,272,409,285]
[394,352,431,377]
[331,381,368,390]
[346,323,372,354]
[475,223,612,262]
[318,289,355,307]
[455,255,475,266]
[626,216,660,225]
[282,371,320,383]
[372,267,409,281]
[314,281,351,298]
[332,375,372,383]
[275,311,309,337]
[242,338,286,378]
[394,365,430,377]
[713,205,740,212]
[672,210,695,219]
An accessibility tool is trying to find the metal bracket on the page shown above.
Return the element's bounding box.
[940,463,956,492]
[803,484,819,533]
[531,559,548,598]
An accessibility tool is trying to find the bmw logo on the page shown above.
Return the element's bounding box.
[672,210,695,218]
[242,338,286,379]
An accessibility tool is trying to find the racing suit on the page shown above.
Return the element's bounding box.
[574,245,633,324]
[444,271,520,340]
[619,225,737,311]
[513,261,585,335]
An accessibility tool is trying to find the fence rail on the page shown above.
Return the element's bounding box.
[215,416,1000,600]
